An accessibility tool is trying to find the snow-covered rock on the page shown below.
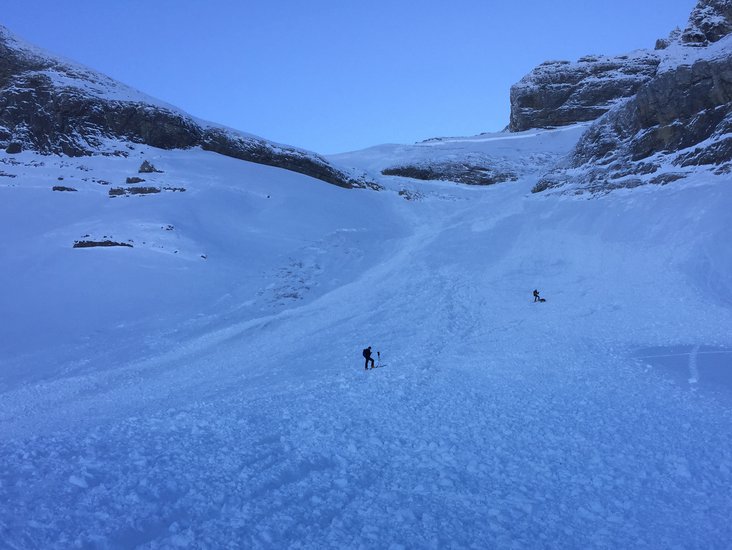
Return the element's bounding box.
[382,159,517,186]
[524,0,732,193]
[510,0,732,136]
[680,0,732,45]
[0,26,361,188]
[509,52,661,132]
[535,38,732,193]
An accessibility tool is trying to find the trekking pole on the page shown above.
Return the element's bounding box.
[377,351,381,367]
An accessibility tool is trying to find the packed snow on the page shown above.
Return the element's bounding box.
[1,126,731,548]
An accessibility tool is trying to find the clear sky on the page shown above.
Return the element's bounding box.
[4,1,695,154]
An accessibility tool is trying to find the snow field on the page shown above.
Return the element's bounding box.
[1,128,732,547]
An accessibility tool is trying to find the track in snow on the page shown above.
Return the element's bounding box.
[1,144,732,548]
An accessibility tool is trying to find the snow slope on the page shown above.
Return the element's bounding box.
[1,128,732,548]
[0,145,403,388]
[330,125,590,183]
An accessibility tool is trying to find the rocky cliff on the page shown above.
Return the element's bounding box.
[680,0,732,45]
[509,53,661,132]
[534,40,732,193]
[510,1,732,134]
[0,26,360,189]
[520,0,732,193]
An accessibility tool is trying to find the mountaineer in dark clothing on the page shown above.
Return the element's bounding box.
[533,289,541,302]
[362,346,375,370]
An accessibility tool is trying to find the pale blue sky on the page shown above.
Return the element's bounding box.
[4,1,695,153]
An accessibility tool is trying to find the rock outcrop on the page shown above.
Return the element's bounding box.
[0,26,361,189]
[138,160,161,173]
[534,44,732,193]
[521,0,732,193]
[509,53,661,132]
[73,239,133,248]
[681,0,732,44]
[510,0,732,133]
[382,161,517,186]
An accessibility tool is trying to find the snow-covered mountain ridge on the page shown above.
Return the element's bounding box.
[343,0,732,194]
[536,35,732,193]
[511,0,732,133]
[0,26,363,189]
[509,0,732,194]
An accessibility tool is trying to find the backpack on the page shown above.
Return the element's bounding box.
[362,348,369,358]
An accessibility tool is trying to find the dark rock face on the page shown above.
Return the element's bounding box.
[73,240,133,248]
[534,52,732,193]
[138,160,161,173]
[523,0,732,193]
[201,128,355,189]
[682,0,732,44]
[655,30,682,51]
[382,162,517,186]
[0,26,360,189]
[581,55,732,162]
[0,70,202,156]
[109,186,185,197]
[510,1,732,133]
[509,53,661,132]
